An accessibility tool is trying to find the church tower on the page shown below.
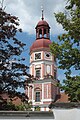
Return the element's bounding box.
[26,10,60,111]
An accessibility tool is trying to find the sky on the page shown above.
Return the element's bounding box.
[1,0,79,83]
[2,0,66,35]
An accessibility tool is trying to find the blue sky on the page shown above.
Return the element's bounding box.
[1,0,79,84]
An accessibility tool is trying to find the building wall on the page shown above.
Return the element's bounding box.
[29,43,58,111]
[0,109,79,119]
[52,108,80,120]
[30,50,57,79]
[27,82,58,102]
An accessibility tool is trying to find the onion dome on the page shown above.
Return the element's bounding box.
[30,38,52,52]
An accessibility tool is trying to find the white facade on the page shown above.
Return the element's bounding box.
[52,108,80,120]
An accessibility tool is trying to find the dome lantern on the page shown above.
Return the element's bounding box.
[35,9,50,40]
[30,9,51,53]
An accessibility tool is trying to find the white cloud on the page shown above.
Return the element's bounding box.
[3,0,66,35]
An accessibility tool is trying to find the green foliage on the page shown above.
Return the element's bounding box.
[0,100,16,110]
[50,0,80,102]
[61,76,80,102]
[0,7,33,110]
[15,101,32,111]
[35,106,40,111]
[15,104,25,111]
[5,101,16,110]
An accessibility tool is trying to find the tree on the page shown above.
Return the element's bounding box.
[0,7,33,110]
[15,101,32,111]
[50,0,80,102]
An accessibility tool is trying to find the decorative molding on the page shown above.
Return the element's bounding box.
[32,79,57,85]
[32,84,34,101]
[30,60,54,65]
[41,99,54,102]
[47,85,48,98]
[28,87,29,97]
[42,83,44,101]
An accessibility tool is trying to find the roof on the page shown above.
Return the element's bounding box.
[36,20,50,28]
[0,93,22,105]
[49,92,80,109]
[49,102,80,109]
[0,111,54,119]
[56,92,69,103]
[30,38,52,52]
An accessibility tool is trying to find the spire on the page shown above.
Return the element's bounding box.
[41,6,44,20]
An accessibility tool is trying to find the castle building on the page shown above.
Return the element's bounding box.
[25,10,60,111]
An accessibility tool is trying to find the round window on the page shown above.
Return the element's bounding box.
[45,52,51,58]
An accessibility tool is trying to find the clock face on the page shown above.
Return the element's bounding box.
[35,53,41,60]
[45,52,51,59]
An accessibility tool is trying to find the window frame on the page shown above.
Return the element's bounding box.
[35,91,40,102]
[35,53,41,60]
[45,52,51,59]
[35,69,41,78]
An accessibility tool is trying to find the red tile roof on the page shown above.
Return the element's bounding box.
[0,93,22,105]
[56,92,69,103]
[30,38,52,52]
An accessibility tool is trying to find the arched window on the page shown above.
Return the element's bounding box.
[35,69,41,78]
[54,70,57,80]
[39,29,42,38]
[44,29,46,38]
[35,91,40,102]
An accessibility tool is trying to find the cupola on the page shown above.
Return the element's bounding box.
[30,9,51,53]
[35,9,50,39]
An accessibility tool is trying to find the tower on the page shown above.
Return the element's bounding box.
[26,10,60,111]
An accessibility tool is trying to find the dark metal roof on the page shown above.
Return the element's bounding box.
[0,111,54,119]
[49,102,80,109]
